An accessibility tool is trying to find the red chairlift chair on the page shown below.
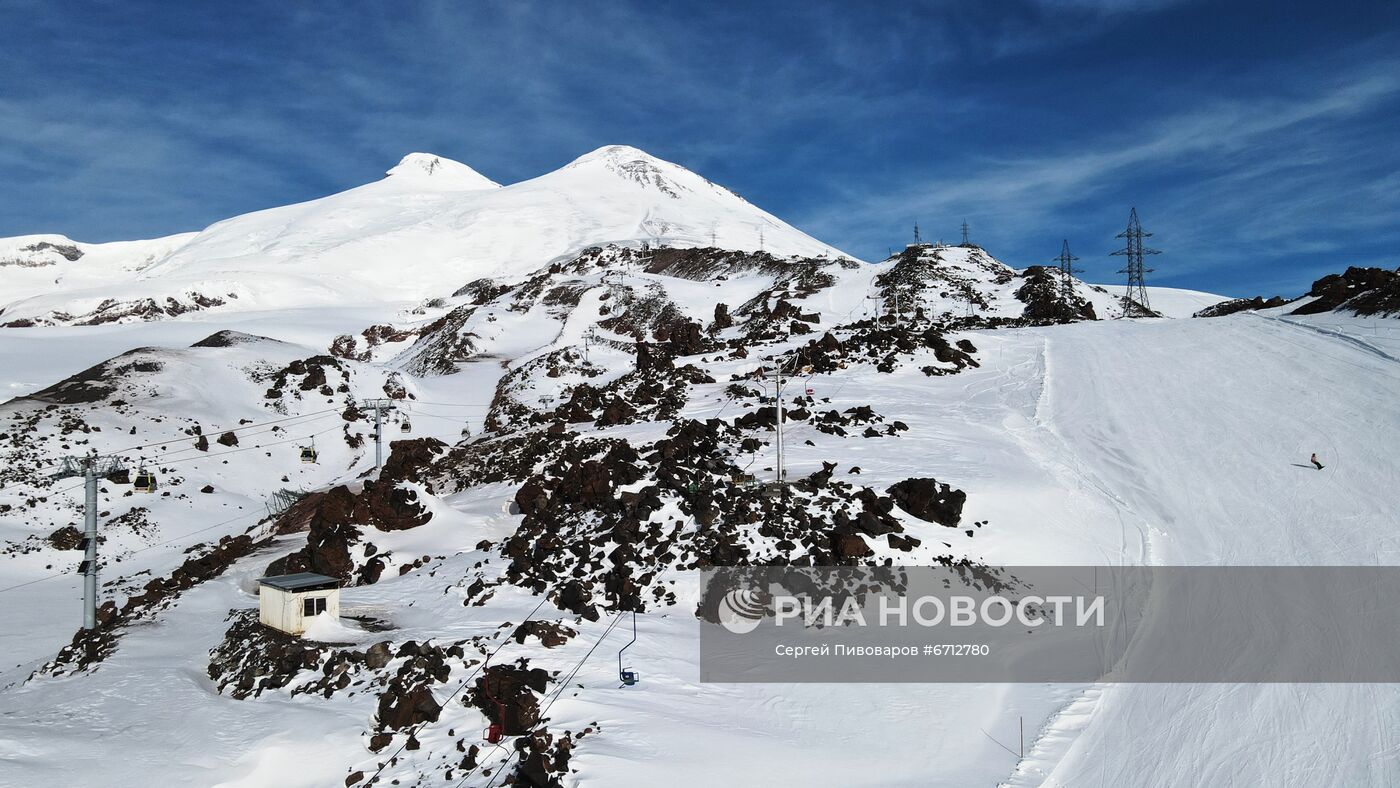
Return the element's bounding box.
[482,654,507,744]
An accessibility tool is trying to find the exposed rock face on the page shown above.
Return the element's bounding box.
[262,355,348,401]
[265,439,446,584]
[470,663,550,736]
[21,351,163,404]
[1292,266,1400,316]
[2,292,233,327]
[191,329,277,348]
[208,610,333,699]
[1194,295,1292,318]
[512,620,578,648]
[37,534,264,677]
[1014,266,1097,322]
[47,525,83,550]
[886,477,967,527]
[17,240,84,261]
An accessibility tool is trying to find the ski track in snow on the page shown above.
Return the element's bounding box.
[0,310,1397,786]
[0,149,1394,785]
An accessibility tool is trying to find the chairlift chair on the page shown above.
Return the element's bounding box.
[482,654,508,744]
[618,611,640,686]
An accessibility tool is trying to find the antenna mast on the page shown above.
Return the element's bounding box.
[960,220,970,246]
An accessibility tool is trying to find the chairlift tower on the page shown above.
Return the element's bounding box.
[763,367,787,487]
[1054,240,1082,320]
[54,454,125,629]
[583,326,598,365]
[1110,207,1161,317]
[358,399,399,469]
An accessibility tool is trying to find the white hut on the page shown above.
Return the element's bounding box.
[257,572,341,635]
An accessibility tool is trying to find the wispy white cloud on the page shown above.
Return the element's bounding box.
[796,56,1400,292]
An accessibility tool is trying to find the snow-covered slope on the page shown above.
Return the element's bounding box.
[1091,283,1229,318]
[2,144,1383,788]
[1,296,1394,787]
[0,146,848,327]
[0,232,199,308]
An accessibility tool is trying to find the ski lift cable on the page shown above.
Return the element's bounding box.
[119,425,345,473]
[22,408,343,479]
[391,513,696,786]
[108,412,341,470]
[364,590,556,787]
[463,610,629,788]
[102,407,342,456]
[465,553,691,787]
[0,507,270,595]
[618,610,638,685]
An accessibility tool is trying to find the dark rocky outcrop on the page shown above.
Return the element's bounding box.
[1292,266,1400,316]
[886,477,966,527]
[1194,295,1292,318]
[265,439,445,584]
[469,663,551,736]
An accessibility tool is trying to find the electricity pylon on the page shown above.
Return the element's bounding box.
[1110,207,1161,318]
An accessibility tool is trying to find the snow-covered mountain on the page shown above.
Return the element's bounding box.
[8,143,1397,788]
[0,146,848,327]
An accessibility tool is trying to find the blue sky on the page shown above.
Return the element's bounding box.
[2,1,1397,297]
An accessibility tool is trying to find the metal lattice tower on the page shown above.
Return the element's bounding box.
[960,220,971,246]
[1110,207,1161,318]
[914,222,921,243]
[1054,239,1082,320]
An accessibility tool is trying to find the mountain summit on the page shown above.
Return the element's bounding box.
[383,153,501,190]
[0,146,847,325]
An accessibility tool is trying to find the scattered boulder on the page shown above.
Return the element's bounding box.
[886,478,966,527]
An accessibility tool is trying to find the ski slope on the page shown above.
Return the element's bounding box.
[1011,312,1400,787]
[3,309,1397,786]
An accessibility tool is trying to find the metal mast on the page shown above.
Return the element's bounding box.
[960,220,971,246]
[1054,239,1082,320]
[55,454,124,629]
[1110,207,1161,317]
[764,367,787,487]
[359,399,399,469]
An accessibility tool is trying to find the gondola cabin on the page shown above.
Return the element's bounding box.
[133,470,157,493]
[257,572,341,635]
[299,446,317,464]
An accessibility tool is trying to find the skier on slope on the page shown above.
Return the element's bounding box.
[1311,453,1325,471]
